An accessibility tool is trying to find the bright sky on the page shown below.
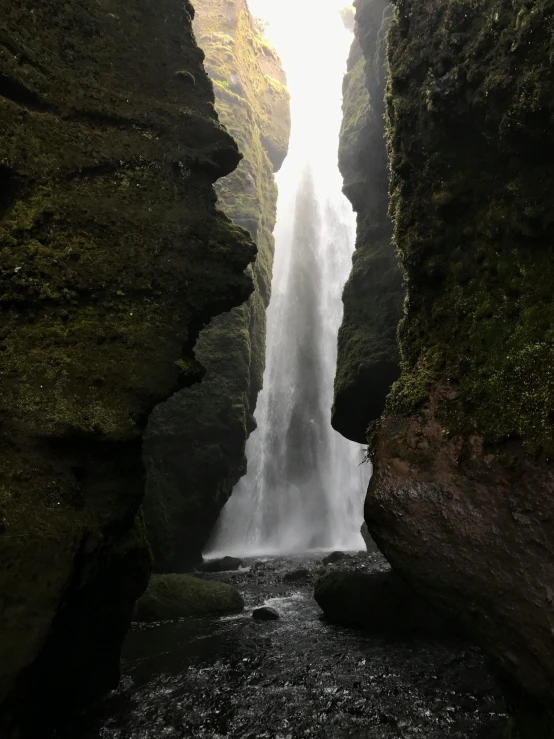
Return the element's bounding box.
[249,0,354,198]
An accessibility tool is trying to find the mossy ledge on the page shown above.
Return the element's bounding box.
[332,0,404,444]
[362,0,554,733]
[143,0,291,572]
[0,1,255,736]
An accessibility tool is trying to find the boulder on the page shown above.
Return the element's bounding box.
[322,551,347,565]
[253,606,280,621]
[314,570,447,636]
[283,568,311,583]
[201,556,243,573]
[134,575,244,622]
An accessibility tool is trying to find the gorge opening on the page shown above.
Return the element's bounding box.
[209,0,370,557]
[2,0,549,735]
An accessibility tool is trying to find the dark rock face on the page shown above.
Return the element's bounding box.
[314,570,448,636]
[253,606,280,621]
[332,0,403,444]
[0,1,255,736]
[201,556,243,573]
[134,574,244,622]
[143,0,291,572]
[360,522,377,552]
[352,0,554,734]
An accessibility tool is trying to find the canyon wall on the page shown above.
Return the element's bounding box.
[332,0,403,444]
[0,1,255,735]
[143,0,290,571]
[338,0,554,734]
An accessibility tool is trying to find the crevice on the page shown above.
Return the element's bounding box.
[0,165,25,220]
[0,73,51,112]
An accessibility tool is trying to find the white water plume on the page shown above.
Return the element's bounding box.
[208,0,371,556]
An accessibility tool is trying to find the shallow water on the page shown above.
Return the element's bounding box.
[82,554,506,739]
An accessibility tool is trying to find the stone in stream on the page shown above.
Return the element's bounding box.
[253,606,280,621]
[201,556,243,573]
[134,574,244,622]
[283,568,311,583]
[314,570,449,637]
[322,551,347,565]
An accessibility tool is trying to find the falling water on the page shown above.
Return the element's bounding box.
[208,0,371,556]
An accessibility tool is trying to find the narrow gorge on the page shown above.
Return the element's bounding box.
[0,1,552,738]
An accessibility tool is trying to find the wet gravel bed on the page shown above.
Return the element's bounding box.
[81,552,506,738]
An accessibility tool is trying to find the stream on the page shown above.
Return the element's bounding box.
[82,553,506,738]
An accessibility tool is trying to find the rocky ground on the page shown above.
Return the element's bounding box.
[79,552,506,738]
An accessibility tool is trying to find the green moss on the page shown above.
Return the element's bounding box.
[134,574,244,621]
[386,0,554,455]
[0,0,256,732]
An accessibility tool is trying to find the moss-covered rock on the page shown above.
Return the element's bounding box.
[134,574,244,621]
[0,1,255,736]
[332,0,404,444]
[361,0,554,730]
[143,0,291,572]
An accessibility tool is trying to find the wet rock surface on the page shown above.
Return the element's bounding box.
[201,557,243,573]
[315,570,450,636]
[283,568,311,583]
[134,575,244,623]
[253,606,280,621]
[323,550,348,565]
[81,553,505,738]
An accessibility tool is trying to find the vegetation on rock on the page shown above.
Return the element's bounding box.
[0,1,255,736]
[144,0,291,572]
[332,0,404,444]
[345,0,554,734]
[134,574,244,621]
[386,0,554,457]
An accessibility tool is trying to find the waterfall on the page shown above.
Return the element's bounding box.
[208,0,371,556]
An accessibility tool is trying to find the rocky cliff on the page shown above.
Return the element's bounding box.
[143,0,290,572]
[332,0,403,444]
[0,1,255,735]
[339,0,554,734]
